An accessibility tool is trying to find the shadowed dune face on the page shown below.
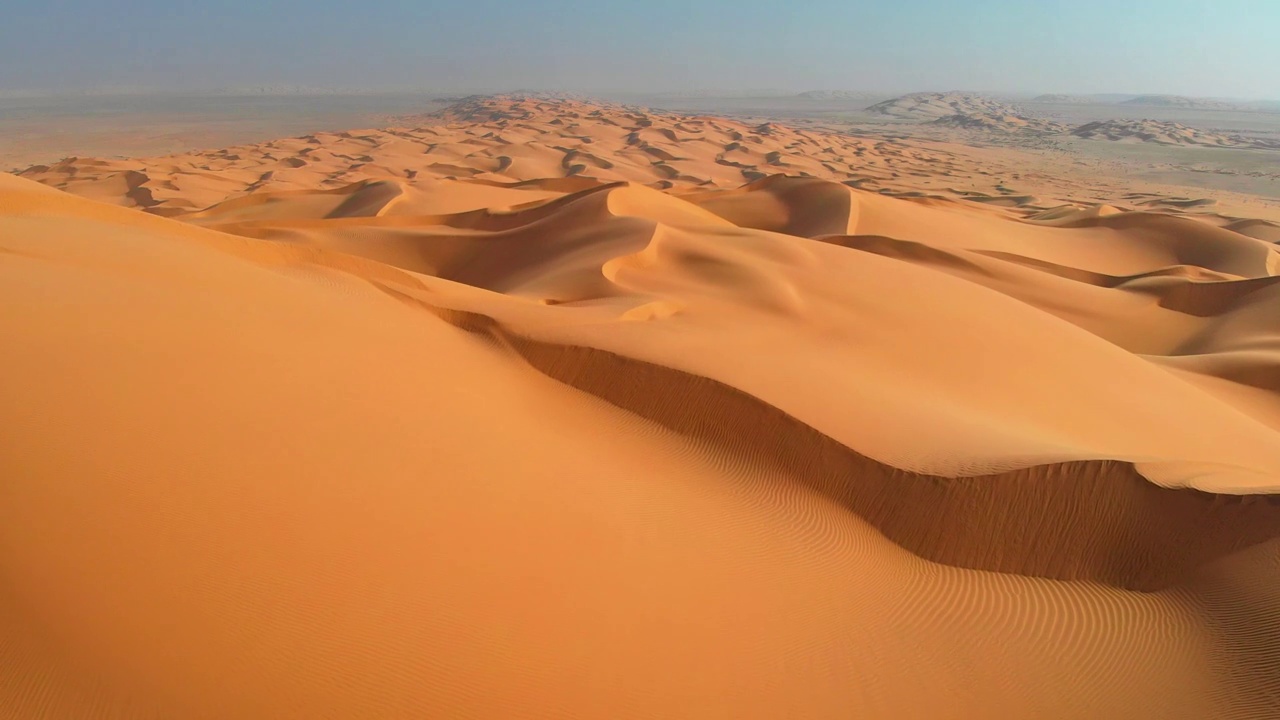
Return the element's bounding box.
[3,96,1280,718]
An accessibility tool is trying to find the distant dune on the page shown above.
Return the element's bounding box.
[4,95,1280,718]
[795,90,880,101]
[865,91,1022,119]
[19,95,1062,216]
[1031,94,1257,110]
[1120,95,1238,110]
[1071,118,1280,148]
[930,112,1067,134]
[1031,93,1100,104]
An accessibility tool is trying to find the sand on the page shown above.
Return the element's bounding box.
[865,91,1025,119]
[2,95,1280,718]
[1120,95,1240,111]
[930,112,1068,135]
[1071,119,1280,149]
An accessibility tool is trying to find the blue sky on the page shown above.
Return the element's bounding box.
[2,0,1277,98]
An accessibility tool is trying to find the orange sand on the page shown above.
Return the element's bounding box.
[2,96,1280,718]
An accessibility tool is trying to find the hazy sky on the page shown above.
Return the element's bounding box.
[3,0,1277,98]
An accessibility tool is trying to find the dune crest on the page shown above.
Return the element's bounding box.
[3,96,1280,718]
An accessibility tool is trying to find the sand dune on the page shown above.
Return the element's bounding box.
[1030,94,1237,110]
[930,112,1067,135]
[865,91,1024,119]
[31,95,977,213]
[794,89,880,101]
[1031,93,1098,104]
[1071,119,1280,149]
[3,95,1280,718]
[1120,94,1238,110]
[21,94,1274,227]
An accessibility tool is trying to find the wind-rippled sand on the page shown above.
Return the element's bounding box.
[3,96,1280,719]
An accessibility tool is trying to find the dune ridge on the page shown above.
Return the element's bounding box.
[3,96,1280,718]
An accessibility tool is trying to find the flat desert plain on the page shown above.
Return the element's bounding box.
[3,94,1280,718]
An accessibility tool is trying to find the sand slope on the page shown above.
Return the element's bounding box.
[3,97,1280,718]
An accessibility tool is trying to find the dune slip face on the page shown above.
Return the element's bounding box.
[3,95,1280,719]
